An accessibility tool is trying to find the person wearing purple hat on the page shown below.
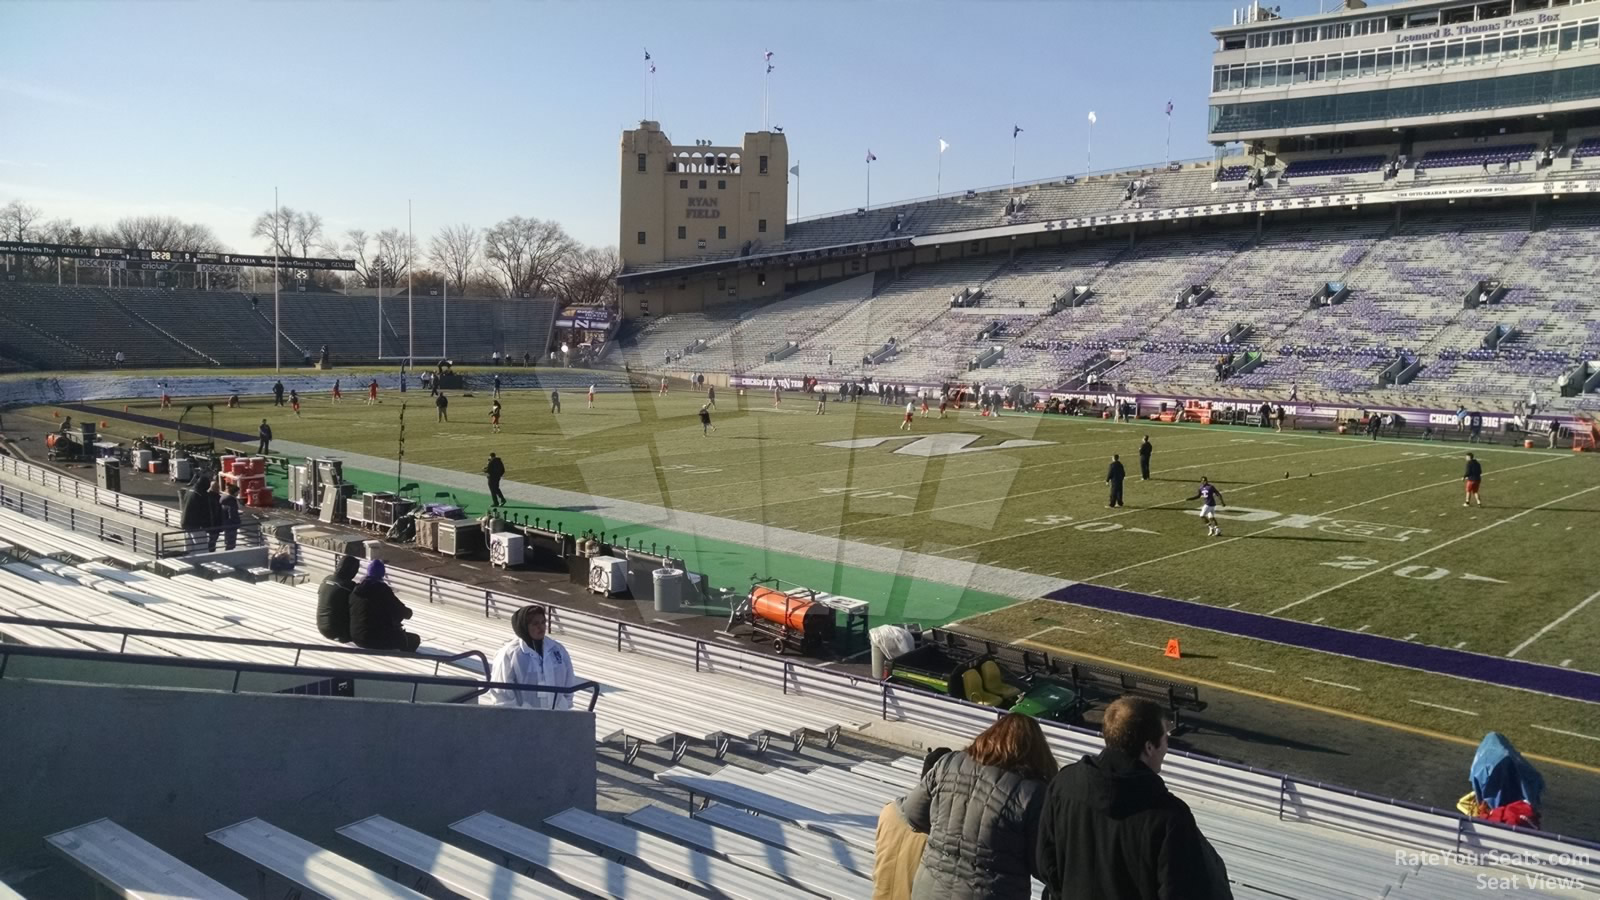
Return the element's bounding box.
[348,559,420,651]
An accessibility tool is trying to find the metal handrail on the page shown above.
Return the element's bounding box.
[152,523,268,557]
[0,641,601,711]
[0,614,489,678]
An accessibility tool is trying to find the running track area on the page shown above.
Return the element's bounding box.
[1044,583,1600,704]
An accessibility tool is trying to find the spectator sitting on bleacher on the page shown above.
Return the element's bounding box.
[1036,696,1230,900]
[316,554,360,643]
[899,713,1057,900]
[481,605,576,710]
[348,560,420,652]
[873,746,952,900]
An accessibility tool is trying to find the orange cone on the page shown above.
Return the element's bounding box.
[100,421,109,429]
[52,411,59,419]
[1164,639,1182,659]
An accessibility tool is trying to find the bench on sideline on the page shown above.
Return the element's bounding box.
[44,817,245,900]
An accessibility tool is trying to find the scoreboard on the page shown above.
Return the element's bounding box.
[0,240,356,272]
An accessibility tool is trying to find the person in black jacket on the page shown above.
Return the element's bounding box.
[1105,454,1126,508]
[180,475,215,552]
[258,419,272,455]
[348,559,420,651]
[484,452,507,507]
[206,478,223,551]
[435,392,449,422]
[272,380,285,406]
[1137,436,1153,481]
[1036,696,1230,900]
[316,554,360,642]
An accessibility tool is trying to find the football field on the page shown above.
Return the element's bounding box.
[40,382,1600,764]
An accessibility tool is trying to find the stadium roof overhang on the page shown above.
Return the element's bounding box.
[616,236,914,285]
[620,173,1600,284]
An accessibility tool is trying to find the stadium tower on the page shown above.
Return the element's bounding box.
[618,121,789,318]
[1210,0,1600,170]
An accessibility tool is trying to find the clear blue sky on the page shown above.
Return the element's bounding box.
[0,0,1326,255]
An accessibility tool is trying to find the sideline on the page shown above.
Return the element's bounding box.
[1012,632,1600,776]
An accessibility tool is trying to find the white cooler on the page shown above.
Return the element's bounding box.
[489,532,525,568]
[588,555,628,596]
[133,448,153,470]
[169,457,192,482]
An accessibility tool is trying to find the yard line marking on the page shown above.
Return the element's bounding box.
[1123,639,1163,650]
[1188,596,1204,602]
[1409,699,1478,716]
[1269,476,1594,616]
[1531,724,1600,743]
[1402,632,1417,641]
[1085,456,1565,583]
[1018,626,1060,643]
[1113,582,1129,589]
[814,440,1348,539]
[1226,601,1241,609]
[1226,661,1276,673]
[1304,677,1362,691]
[1311,616,1325,624]
[1356,624,1371,632]
[1562,659,1573,668]
[1507,588,1600,658]
[1454,641,1468,649]
[954,444,1423,557]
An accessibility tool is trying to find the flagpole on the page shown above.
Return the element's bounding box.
[937,149,943,199]
[1088,119,1094,172]
[1011,132,1018,195]
[407,199,414,365]
[273,186,280,373]
[866,158,871,210]
[1166,112,1172,165]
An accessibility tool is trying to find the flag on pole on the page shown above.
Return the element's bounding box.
[866,150,877,163]
[650,63,656,74]
[1013,125,1023,138]
[767,63,774,73]
[1088,111,1097,124]
[644,49,651,61]
[939,139,949,153]
[764,49,773,62]
[789,164,800,176]
[1165,100,1174,116]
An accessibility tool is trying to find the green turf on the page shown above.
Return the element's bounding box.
[37,386,1600,762]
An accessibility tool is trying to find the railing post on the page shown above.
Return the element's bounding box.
[1278,776,1289,820]
[783,661,793,695]
[616,622,624,653]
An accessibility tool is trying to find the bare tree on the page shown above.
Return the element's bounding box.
[376,228,416,285]
[254,207,331,259]
[428,223,480,293]
[482,216,576,297]
[0,200,42,241]
[111,216,223,252]
[552,245,621,307]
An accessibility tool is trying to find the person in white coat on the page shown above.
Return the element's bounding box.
[481,605,576,710]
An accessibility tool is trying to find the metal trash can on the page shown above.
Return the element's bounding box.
[652,567,684,613]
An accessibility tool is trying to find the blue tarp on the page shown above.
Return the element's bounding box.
[1470,731,1544,812]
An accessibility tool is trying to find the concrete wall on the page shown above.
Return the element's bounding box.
[0,678,595,896]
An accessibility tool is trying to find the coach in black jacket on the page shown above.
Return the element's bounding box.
[1036,696,1231,900]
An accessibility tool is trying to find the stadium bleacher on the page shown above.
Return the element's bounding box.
[1,463,1597,898]
[1419,143,1538,171]
[1281,155,1386,179]
[0,283,559,368]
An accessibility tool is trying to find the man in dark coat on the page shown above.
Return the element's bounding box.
[1105,454,1126,508]
[1037,696,1228,900]
[272,380,285,406]
[316,554,360,642]
[435,392,449,422]
[180,476,215,553]
[348,560,420,651]
[484,452,507,507]
[258,419,272,455]
[1137,436,1153,481]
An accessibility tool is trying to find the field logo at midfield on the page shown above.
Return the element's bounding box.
[818,433,1056,457]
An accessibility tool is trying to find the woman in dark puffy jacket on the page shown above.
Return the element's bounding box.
[899,713,1058,900]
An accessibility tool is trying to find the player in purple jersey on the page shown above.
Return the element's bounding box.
[1187,477,1226,537]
